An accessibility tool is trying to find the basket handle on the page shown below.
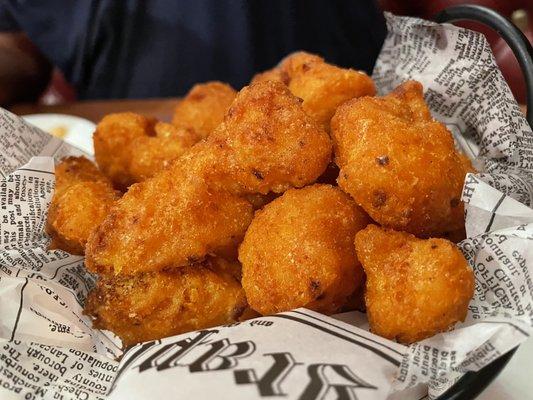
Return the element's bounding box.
[435,5,533,128]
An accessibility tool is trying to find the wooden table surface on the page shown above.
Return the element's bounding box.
[10,98,181,123]
[9,100,528,125]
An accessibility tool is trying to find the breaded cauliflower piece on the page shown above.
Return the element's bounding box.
[252,51,375,129]
[46,157,119,255]
[127,122,200,182]
[355,225,474,344]
[332,81,473,237]
[172,81,237,138]
[240,184,369,315]
[85,257,247,347]
[206,80,332,194]
[85,167,253,276]
[94,113,200,189]
[86,81,330,276]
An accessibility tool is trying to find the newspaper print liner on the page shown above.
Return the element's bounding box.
[0,12,532,400]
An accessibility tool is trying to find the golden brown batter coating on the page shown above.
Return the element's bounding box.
[93,113,156,189]
[85,167,253,276]
[205,80,332,194]
[127,122,200,182]
[54,156,109,196]
[85,257,247,347]
[94,113,200,189]
[86,81,330,276]
[251,52,375,130]
[46,157,119,255]
[355,225,474,344]
[332,81,473,237]
[240,184,369,315]
[172,81,237,138]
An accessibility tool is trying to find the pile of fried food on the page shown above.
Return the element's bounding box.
[46,52,475,347]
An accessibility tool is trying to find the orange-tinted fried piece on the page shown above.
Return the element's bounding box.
[250,51,322,85]
[53,156,109,196]
[355,225,474,344]
[252,51,376,130]
[85,168,253,276]
[85,81,331,276]
[94,113,199,189]
[85,257,247,346]
[94,113,156,189]
[47,157,119,255]
[204,80,332,194]
[332,81,474,237]
[251,68,289,86]
[244,192,279,211]
[240,184,369,315]
[128,122,200,182]
[172,81,237,139]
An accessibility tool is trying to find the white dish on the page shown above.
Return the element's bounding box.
[23,113,96,155]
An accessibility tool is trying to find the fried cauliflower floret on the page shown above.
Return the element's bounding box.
[54,156,109,196]
[205,81,332,194]
[250,68,289,85]
[86,81,330,276]
[240,184,369,315]
[85,257,247,346]
[251,52,375,129]
[94,113,200,189]
[332,81,474,237]
[46,157,119,255]
[250,51,322,85]
[85,165,253,276]
[355,225,474,344]
[127,122,201,182]
[47,182,119,255]
[172,81,237,138]
[279,51,325,76]
[94,113,156,189]
[286,58,376,130]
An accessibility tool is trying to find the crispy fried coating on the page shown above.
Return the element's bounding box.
[127,122,200,182]
[172,81,237,138]
[250,52,322,85]
[94,113,199,189]
[205,81,332,194]
[240,184,369,315]
[285,55,376,130]
[85,257,247,346]
[54,156,109,196]
[279,51,324,76]
[244,192,279,210]
[332,81,474,237]
[355,225,474,344]
[47,157,119,255]
[85,167,253,276]
[94,113,156,189]
[252,52,375,129]
[251,68,289,85]
[85,81,330,276]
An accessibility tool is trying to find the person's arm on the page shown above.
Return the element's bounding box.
[0,32,52,106]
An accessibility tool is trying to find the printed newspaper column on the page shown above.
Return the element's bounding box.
[0,340,118,400]
[107,310,421,400]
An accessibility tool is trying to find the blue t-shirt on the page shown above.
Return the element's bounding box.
[0,0,386,99]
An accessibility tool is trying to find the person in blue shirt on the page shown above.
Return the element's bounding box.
[0,0,386,105]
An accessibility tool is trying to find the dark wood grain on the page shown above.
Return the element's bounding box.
[10,98,181,123]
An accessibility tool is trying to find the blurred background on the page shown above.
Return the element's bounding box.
[0,0,387,107]
[0,0,530,112]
